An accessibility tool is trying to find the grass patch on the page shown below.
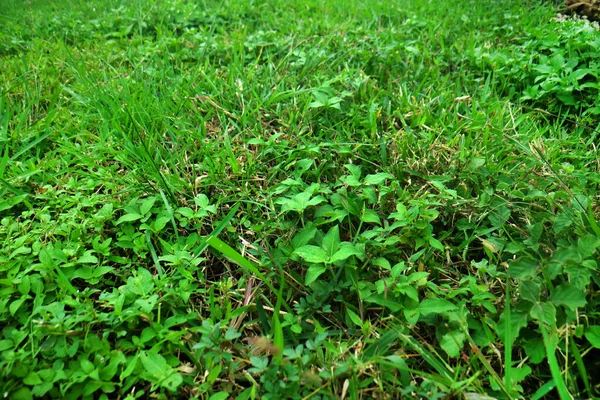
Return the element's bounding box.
[1,0,600,398]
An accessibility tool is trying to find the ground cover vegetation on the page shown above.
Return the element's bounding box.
[1,0,599,398]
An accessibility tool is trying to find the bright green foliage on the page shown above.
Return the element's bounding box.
[1,0,600,398]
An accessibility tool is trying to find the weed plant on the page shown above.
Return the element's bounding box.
[1,0,600,399]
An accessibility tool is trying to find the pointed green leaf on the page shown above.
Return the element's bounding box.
[364,294,402,312]
[404,309,419,325]
[363,172,394,185]
[306,195,326,207]
[322,225,341,258]
[330,242,364,263]
[292,227,317,248]
[428,237,444,251]
[305,264,327,285]
[140,197,156,216]
[294,245,328,264]
[361,209,381,224]
[116,213,143,224]
[418,298,457,315]
[344,164,362,179]
[346,308,363,327]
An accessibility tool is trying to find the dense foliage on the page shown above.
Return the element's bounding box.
[1,0,599,398]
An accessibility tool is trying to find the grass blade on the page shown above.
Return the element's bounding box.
[541,327,573,400]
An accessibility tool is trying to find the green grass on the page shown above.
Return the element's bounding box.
[1,0,600,398]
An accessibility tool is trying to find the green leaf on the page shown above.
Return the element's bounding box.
[553,212,573,234]
[364,293,402,312]
[210,393,230,400]
[418,298,457,315]
[116,213,143,224]
[340,174,362,187]
[496,310,529,343]
[578,235,600,258]
[346,308,363,327]
[440,330,465,358]
[541,327,572,400]
[372,257,391,270]
[10,388,32,400]
[463,394,498,400]
[140,350,168,379]
[344,164,362,179]
[361,208,381,224]
[557,92,576,106]
[0,339,13,352]
[294,245,328,264]
[9,296,28,316]
[510,365,532,384]
[508,258,538,280]
[549,284,586,311]
[523,336,546,364]
[162,372,183,391]
[585,326,600,348]
[153,216,170,232]
[225,327,241,341]
[307,195,327,207]
[403,309,420,325]
[520,280,540,303]
[207,364,222,384]
[330,243,364,263]
[363,172,394,185]
[80,358,95,374]
[140,197,157,215]
[397,285,418,302]
[322,225,341,258]
[305,264,327,285]
[78,252,98,264]
[292,227,317,248]
[564,264,592,290]
[176,207,194,218]
[23,371,42,385]
[99,352,125,381]
[206,236,285,314]
[278,188,326,213]
[120,355,139,380]
[428,237,444,251]
[530,302,556,327]
[194,193,211,208]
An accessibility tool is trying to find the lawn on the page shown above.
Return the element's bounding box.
[1,0,600,398]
